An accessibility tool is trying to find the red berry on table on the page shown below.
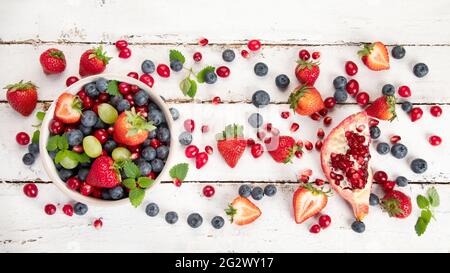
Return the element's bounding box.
[251,143,264,158]
[127,71,139,79]
[247,138,255,146]
[201,125,209,133]
[212,96,221,105]
[310,113,321,121]
[241,49,250,58]
[118,82,131,95]
[16,132,30,145]
[198,38,209,46]
[49,119,65,135]
[429,135,442,146]
[23,183,38,198]
[196,152,209,169]
[93,218,103,230]
[80,182,93,196]
[315,140,323,151]
[264,123,272,132]
[295,150,303,158]
[119,47,132,59]
[62,204,74,217]
[318,214,331,228]
[173,178,182,187]
[345,79,359,96]
[369,118,380,126]
[184,119,195,132]
[247,39,261,51]
[319,108,328,116]
[345,61,358,76]
[185,145,199,158]
[304,141,313,151]
[430,105,442,117]
[398,85,411,98]
[314,178,324,186]
[299,49,310,61]
[216,66,230,78]
[44,204,56,215]
[67,177,81,190]
[79,46,111,77]
[323,116,332,126]
[115,40,128,50]
[93,129,108,144]
[290,122,299,132]
[139,73,154,88]
[390,135,401,144]
[410,107,423,122]
[324,97,336,109]
[4,81,38,117]
[356,91,370,106]
[373,170,388,183]
[157,64,170,78]
[310,224,321,234]
[312,51,320,59]
[205,145,214,155]
[40,48,66,74]
[317,128,325,139]
[203,185,215,197]
[383,181,396,192]
[66,76,79,87]
[193,52,202,62]
[281,111,290,119]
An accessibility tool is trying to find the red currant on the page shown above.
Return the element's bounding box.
[93,218,103,230]
[118,47,132,58]
[80,182,93,196]
[115,40,128,50]
[323,116,332,126]
[62,204,73,217]
[281,111,290,119]
[205,145,213,155]
[81,96,94,109]
[346,79,359,96]
[430,106,442,117]
[251,143,264,158]
[345,61,358,76]
[49,119,65,135]
[91,187,103,198]
[247,39,261,51]
[410,107,423,122]
[324,97,336,109]
[44,204,57,215]
[317,128,325,139]
[212,96,221,105]
[150,138,161,148]
[315,140,323,151]
[312,51,321,59]
[310,224,321,234]
[93,129,108,144]
[241,49,249,58]
[356,92,370,106]
[184,119,195,132]
[216,66,230,78]
[157,64,170,78]
[67,177,81,190]
[140,73,154,88]
[318,214,331,228]
[295,150,303,158]
[383,181,396,192]
[127,71,139,79]
[173,178,182,187]
[290,122,299,132]
[23,183,38,198]
[198,38,209,46]
[195,152,209,169]
[319,108,328,117]
[369,118,380,126]
[118,82,131,95]
[203,185,215,197]
[193,52,202,62]
[185,145,199,158]
[373,171,388,183]
[148,172,156,179]
[66,76,79,87]
[98,93,110,103]
[429,135,442,146]
[398,86,411,97]
[128,145,141,154]
[299,49,310,61]
[16,132,30,145]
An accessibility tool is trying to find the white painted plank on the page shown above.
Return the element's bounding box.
[1,0,450,44]
[0,44,448,103]
[1,103,449,182]
[0,182,448,252]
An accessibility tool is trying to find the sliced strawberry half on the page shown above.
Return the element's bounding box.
[225,196,262,225]
[358,41,390,71]
[293,183,328,224]
[54,93,82,123]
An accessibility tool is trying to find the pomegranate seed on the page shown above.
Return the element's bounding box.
[281,111,290,119]
[212,96,221,105]
[196,152,209,169]
[315,140,323,151]
[390,135,401,144]
[346,79,359,96]
[314,178,325,186]
[310,224,321,234]
[295,150,303,158]
[118,47,132,58]
[312,51,320,59]
[65,76,79,87]
[62,204,74,217]
[157,64,170,78]
[130,85,140,95]
[201,125,209,133]
[345,61,358,76]
[139,74,154,88]
[317,128,325,139]
[383,181,396,192]
[302,169,313,177]
[203,185,215,197]
[410,107,423,122]
[173,178,182,187]
[115,40,128,50]
[16,132,30,145]
[198,38,209,46]
[369,118,379,126]
[241,49,250,58]
[324,97,336,109]
[185,145,199,158]
[80,182,93,196]
[184,119,195,132]
[398,86,411,97]
[299,49,310,61]
[49,119,65,135]
[216,66,230,78]
[305,141,313,151]
[148,172,156,179]
[23,183,38,198]
[98,93,110,102]
[263,137,272,145]
[247,39,262,51]
[67,177,81,190]
[324,116,332,126]
[193,52,202,62]
[430,106,442,117]
[296,139,304,148]
[290,122,299,132]
[429,135,442,146]
[310,113,321,121]
[127,72,139,79]
[256,131,266,140]
[356,92,370,106]
[356,124,366,133]
[318,215,331,228]
[319,108,328,116]
[299,175,309,183]
[93,219,103,230]
[205,145,214,155]
[264,123,272,132]
[247,138,255,146]
[373,171,388,183]
[44,204,57,215]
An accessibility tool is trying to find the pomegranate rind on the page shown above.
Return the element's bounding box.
[320,111,372,220]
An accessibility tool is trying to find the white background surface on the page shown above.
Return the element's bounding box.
[0,0,449,252]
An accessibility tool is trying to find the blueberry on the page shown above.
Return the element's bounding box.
[275,74,290,90]
[140,147,156,161]
[248,113,263,128]
[84,82,99,98]
[211,216,225,229]
[49,150,58,160]
[148,129,157,139]
[110,95,122,107]
[74,202,88,216]
[369,126,381,139]
[95,78,108,92]
[204,71,217,84]
[391,143,408,159]
[66,129,83,146]
[141,60,155,74]
[334,89,348,103]
[376,142,390,155]
[104,140,117,153]
[156,127,170,142]
[264,185,277,197]
[101,189,112,200]
[165,211,178,224]
[133,90,149,106]
[151,158,164,173]
[79,162,91,168]
[148,102,159,111]
[413,63,429,78]
[382,84,395,96]
[28,143,40,155]
[369,194,379,206]
[145,203,159,217]
[81,110,98,127]
[254,62,268,76]
[139,161,152,176]
[94,118,107,129]
[252,90,270,108]
[148,109,165,126]
[55,163,63,170]
[333,76,347,89]
[238,185,252,197]
[58,168,73,181]
[391,46,406,59]
[169,107,180,120]
[116,99,131,112]
[187,213,203,228]
[170,60,183,72]
[178,131,193,145]
[222,49,235,62]
[351,220,366,233]
[251,186,264,200]
[401,101,413,113]
[22,153,35,165]
[108,186,124,200]
[396,176,409,187]
[79,125,92,136]
[156,145,169,160]
[77,168,89,181]
[411,158,427,174]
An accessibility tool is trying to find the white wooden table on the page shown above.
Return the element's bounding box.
[1,0,449,253]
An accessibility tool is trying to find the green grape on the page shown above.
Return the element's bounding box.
[83,136,102,158]
[112,147,131,162]
[59,156,78,169]
[98,103,118,124]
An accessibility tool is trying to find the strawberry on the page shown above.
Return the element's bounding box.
[288,85,325,116]
[225,196,262,225]
[293,183,328,224]
[86,156,120,189]
[54,93,82,124]
[3,81,38,116]
[358,41,390,71]
[381,190,412,219]
[265,135,300,163]
[216,124,246,168]
[79,46,112,77]
[113,108,155,146]
[39,48,66,74]
[365,95,396,121]
[295,60,320,85]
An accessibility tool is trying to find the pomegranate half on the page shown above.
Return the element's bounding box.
[320,111,373,220]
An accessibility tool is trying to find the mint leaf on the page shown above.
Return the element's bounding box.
[54,150,66,164]
[196,66,215,83]
[421,209,432,223]
[417,195,429,209]
[107,80,121,97]
[137,177,154,188]
[169,49,185,64]
[122,178,137,189]
[36,111,45,121]
[129,188,145,208]
[179,77,192,96]
[415,217,428,236]
[427,187,440,207]
[57,135,69,150]
[123,160,140,179]
[32,130,40,144]
[46,135,59,151]
[186,79,197,98]
[76,153,91,164]
[169,163,189,181]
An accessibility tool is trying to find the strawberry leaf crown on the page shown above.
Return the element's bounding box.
[296,59,319,70]
[225,204,237,223]
[385,95,397,121]
[357,43,375,57]
[216,124,243,141]
[89,45,112,64]
[381,197,405,217]
[300,182,330,196]
[125,108,156,136]
[288,85,312,110]
[3,80,37,91]
[72,96,83,113]
[48,49,65,60]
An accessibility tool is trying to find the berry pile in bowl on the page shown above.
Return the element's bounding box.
[39,74,174,206]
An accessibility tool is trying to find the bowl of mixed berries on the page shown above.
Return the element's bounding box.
[40,74,174,206]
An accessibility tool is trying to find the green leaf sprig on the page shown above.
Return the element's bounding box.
[46,134,90,169]
[415,187,440,236]
[121,160,155,208]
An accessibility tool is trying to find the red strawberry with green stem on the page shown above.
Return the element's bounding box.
[79,46,112,77]
[293,183,328,224]
[295,59,320,85]
[365,95,396,121]
[3,81,38,116]
[265,135,300,163]
[288,85,325,116]
[216,124,246,168]
[358,41,390,71]
[381,190,412,219]
[40,48,66,74]
[54,93,82,124]
[113,108,155,146]
[225,196,262,225]
[86,156,121,188]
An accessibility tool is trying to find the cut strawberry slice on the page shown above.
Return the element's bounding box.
[225,196,262,225]
[54,93,82,123]
[293,183,328,224]
[358,41,390,71]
